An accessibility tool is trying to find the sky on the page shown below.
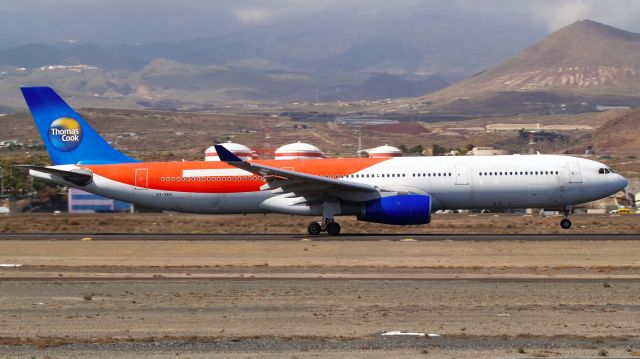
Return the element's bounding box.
[1,0,640,44]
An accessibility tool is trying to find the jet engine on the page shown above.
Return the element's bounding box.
[357,194,432,225]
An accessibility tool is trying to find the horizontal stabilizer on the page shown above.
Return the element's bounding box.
[13,165,92,186]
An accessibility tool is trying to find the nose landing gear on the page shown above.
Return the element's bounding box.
[307,218,341,236]
[560,205,573,229]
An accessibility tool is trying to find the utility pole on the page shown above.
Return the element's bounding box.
[0,167,4,197]
[357,125,362,155]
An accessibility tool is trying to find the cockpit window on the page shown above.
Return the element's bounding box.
[599,168,614,174]
[599,168,605,174]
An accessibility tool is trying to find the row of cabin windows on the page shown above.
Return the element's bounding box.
[347,173,452,179]
[413,173,452,177]
[478,170,559,176]
[347,173,406,178]
[160,170,562,182]
[160,176,265,182]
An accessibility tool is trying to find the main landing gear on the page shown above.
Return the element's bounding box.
[307,218,341,236]
[308,199,342,236]
[560,205,573,230]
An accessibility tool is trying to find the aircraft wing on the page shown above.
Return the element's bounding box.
[213,144,377,197]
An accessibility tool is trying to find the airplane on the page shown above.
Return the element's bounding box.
[16,87,628,235]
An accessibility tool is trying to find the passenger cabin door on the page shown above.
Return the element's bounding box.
[134,168,148,190]
[455,165,469,185]
[568,162,582,183]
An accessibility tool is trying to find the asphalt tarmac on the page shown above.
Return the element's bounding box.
[1,233,639,357]
[0,233,638,241]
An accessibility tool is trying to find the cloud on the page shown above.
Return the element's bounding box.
[455,0,640,33]
[3,0,640,44]
[533,0,591,31]
[528,0,640,32]
[232,7,274,25]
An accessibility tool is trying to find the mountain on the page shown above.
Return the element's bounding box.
[0,44,64,68]
[0,42,143,70]
[319,73,449,101]
[417,20,640,114]
[0,10,545,108]
[584,107,640,155]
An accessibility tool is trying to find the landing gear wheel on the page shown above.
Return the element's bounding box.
[307,221,322,235]
[560,218,572,230]
[326,222,341,236]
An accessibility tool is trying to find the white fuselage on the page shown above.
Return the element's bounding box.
[37,154,627,216]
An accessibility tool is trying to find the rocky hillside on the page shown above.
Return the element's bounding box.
[416,20,640,114]
[586,107,640,155]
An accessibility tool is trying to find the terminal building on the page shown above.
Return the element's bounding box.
[68,188,131,213]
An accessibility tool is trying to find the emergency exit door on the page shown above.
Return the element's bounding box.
[455,165,469,185]
[568,162,582,183]
[135,168,148,190]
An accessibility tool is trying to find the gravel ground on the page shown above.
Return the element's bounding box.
[1,279,640,358]
[1,212,638,234]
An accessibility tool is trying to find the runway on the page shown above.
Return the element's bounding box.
[1,232,639,357]
[0,232,638,241]
[1,235,640,280]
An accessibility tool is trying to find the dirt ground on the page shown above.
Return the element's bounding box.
[1,212,639,234]
[0,279,639,358]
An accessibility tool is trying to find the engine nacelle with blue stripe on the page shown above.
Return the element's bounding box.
[358,194,432,225]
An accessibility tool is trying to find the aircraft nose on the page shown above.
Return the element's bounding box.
[615,174,629,191]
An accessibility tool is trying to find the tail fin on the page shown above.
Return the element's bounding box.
[20,87,140,165]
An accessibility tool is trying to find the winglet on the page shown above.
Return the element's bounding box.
[214,144,243,163]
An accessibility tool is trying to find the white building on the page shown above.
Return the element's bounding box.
[470,147,510,156]
[205,142,255,161]
[361,145,403,158]
[275,142,324,160]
